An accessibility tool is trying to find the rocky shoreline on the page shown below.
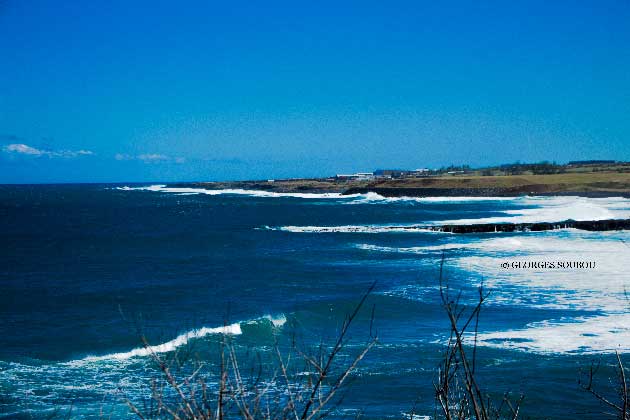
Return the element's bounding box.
[428,218,630,234]
[169,172,630,198]
[166,182,630,198]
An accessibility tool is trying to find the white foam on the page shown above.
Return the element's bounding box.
[261,314,287,327]
[401,413,431,420]
[357,235,602,256]
[273,225,446,234]
[347,192,519,204]
[365,230,630,353]
[476,313,630,354]
[356,243,466,253]
[118,185,527,204]
[83,323,242,361]
[364,232,630,311]
[437,196,630,225]
[116,185,359,199]
[452,233,630,312]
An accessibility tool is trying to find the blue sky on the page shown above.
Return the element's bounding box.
[1,1,629,183]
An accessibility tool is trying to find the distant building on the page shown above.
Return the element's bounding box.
[373,169,410,178]
[354,172,375,179]
[336,172,375,180]
[409,168,431,177]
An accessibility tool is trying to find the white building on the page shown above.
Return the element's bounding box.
[336,172,375,180]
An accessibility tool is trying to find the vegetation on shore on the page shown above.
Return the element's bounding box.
[171,162,630,197]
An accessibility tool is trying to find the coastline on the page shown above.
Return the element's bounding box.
[168,172,630,198]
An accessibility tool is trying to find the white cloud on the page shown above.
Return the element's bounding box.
[70,149,94,156]
[115,153,186,163]
[4,143,44,155]
[138,153,169,162]
[54,149,94,158]
[3,143,94,158]
[114,153,132,161]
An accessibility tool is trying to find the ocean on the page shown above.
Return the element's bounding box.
[1,184,629,419]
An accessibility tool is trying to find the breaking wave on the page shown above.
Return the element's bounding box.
[438,196,630,225]
[345,192,520,204]
[116,185,359,199]
[117,185,522,205]
[117,185,630,223]
[1,314,288,418]
[81,314,286,362]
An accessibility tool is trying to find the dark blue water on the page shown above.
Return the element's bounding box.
[1,184,628,419]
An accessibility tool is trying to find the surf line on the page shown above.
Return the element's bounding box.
[277,219,630,234]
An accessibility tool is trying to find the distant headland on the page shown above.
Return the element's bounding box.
[169,160,630,198]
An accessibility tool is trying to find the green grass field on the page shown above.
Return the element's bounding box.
[372,171,630,193]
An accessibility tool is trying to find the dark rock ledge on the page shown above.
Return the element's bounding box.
[423,219,630,233]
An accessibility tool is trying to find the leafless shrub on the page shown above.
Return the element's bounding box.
[122,282,378,420]
[433,255,524,420]
[579,352,629,419]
